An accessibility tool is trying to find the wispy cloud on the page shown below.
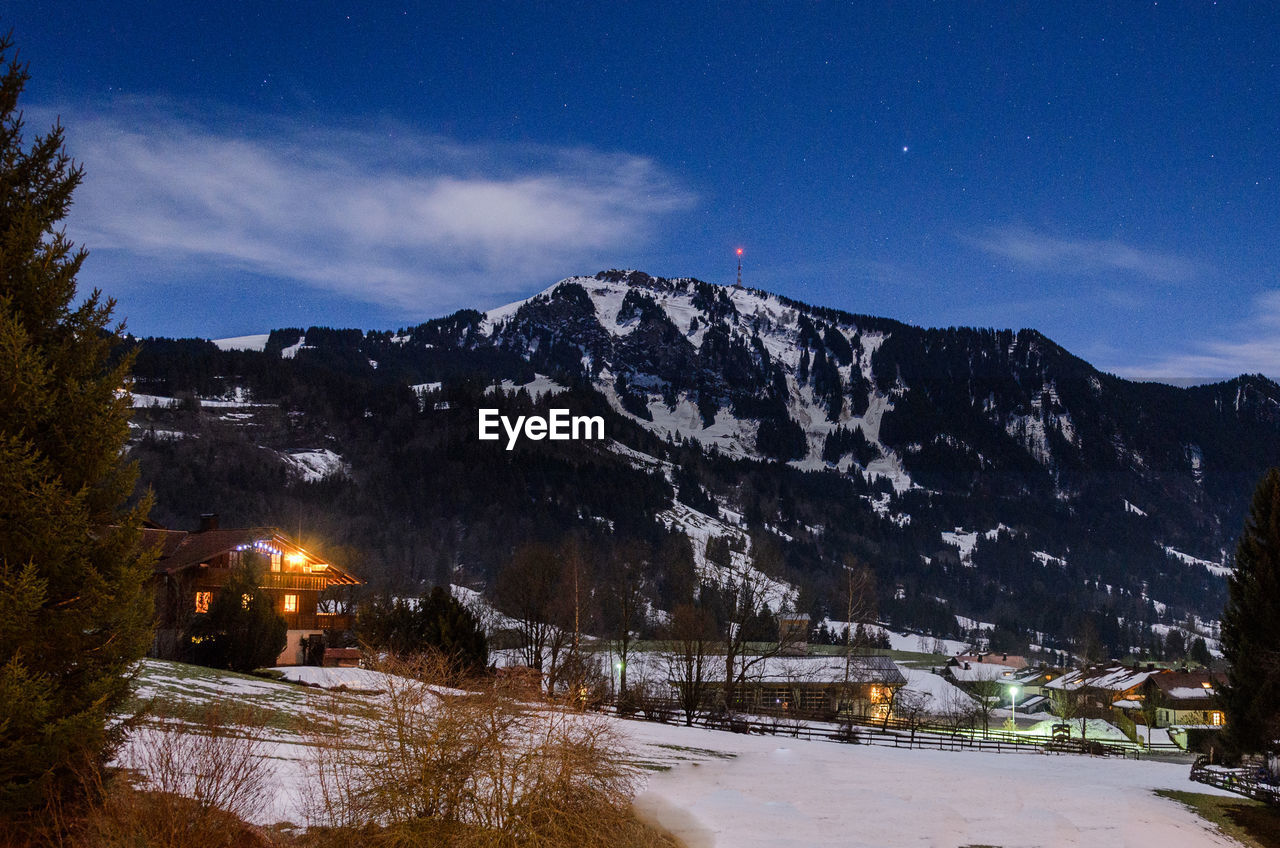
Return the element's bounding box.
[56,100,694,314]
[967,227,1197,282]
[1113,290,1280,384]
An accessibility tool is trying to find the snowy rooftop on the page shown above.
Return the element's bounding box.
[1045,665,1160,693]
[699,654,906,687]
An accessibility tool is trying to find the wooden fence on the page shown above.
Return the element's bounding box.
[596,702,1145,758]
[1190,755,1280,805]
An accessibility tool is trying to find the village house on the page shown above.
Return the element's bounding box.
[697,654,907,719]
[1003,666,1060,714]
[776,613,811,656]
[1140,670,1226,729]
[942,653,1023,687]
[941,654,1057,714]
[1044,663,1172,741]
[146,515,361,666]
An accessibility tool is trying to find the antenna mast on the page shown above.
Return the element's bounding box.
[735,247,743,288]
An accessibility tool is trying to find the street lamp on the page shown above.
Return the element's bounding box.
[1008,684,1020,731]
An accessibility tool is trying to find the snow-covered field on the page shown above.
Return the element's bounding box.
[629,720,1238,848]
[122,660,1237,846]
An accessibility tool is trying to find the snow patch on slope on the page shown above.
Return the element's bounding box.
[280,335,306,359]
[1163,546,1232,578]
[484,374,568,400]
[941,529,979,565]
[211,333,269,352]
[660,500,797,614]
[283,449,346,482]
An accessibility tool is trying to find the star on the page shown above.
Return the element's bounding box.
[902,146,909,153]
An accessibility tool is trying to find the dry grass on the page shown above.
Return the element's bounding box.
[12,654,676,848]
[1157,789,1280,848]
[301,653,677,848]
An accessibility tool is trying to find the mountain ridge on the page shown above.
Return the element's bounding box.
[128,269,1280,659]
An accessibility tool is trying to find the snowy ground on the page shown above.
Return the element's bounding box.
[271,665,399,692]
[628,720,1238,848]
[123,661,1238,846]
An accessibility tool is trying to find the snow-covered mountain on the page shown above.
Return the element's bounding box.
[469,271,1279,536]
[131,270,1280,655]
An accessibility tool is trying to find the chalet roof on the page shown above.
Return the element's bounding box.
[947,661,1018,683]
[146,526,360,586]
[140,528,189,561]
[951,653,1028,670]
[1044,665,1163,694]
[700,654,907,687]
[1008,667,1059,685]
[1149,670,1224,703]
[147,527,279,574]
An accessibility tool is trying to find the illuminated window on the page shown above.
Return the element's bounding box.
[285,552,306,571]
[270,552,282,572]
[284,594,298,613]
[1210,711,1224,726]
[194,591,211,614]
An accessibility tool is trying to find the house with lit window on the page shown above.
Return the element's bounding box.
[694,654,907,719]
[146,514,361,665]
[1140,670,1226,729]
[1044,664,1165,718]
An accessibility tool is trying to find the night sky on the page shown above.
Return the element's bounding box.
[5,2,1279,383]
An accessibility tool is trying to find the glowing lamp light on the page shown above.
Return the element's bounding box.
[736,247,743,256]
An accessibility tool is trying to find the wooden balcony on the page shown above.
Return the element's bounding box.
[280,612,354,631]
[260,572,329,592]
[317,612,355,631]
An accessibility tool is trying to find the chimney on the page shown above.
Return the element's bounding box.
[199,513,219,532]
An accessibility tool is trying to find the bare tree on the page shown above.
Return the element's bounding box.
[495,543,562,675]
[893,689,932,742]
[968,677,1005,737]
[1050,682,1091,742]
[602,541,648,704]
[551,538,601,705]
[937,688,978,736]
[665,603,716,726]
[714,565,805,713]
[837,559,877,711]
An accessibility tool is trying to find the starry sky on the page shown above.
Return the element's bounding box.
[5,1,1279,383]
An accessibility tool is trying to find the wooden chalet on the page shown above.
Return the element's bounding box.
[1045,664,1168,723]
[1140,670,1226,729]
[697,654,907,719]
[147,515,360,666]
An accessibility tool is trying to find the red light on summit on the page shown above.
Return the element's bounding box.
[736,248,743,256]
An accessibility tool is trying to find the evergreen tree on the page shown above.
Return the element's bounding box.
[1220,468,1280,755]
[417,586,488,673]
[0,35,156,820]
[183,559,287,673]
[1189,637,1212,668]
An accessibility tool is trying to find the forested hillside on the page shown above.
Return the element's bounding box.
[123,271,1280,659]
